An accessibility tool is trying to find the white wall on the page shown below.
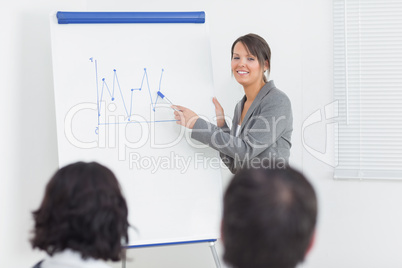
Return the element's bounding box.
[1,1,87,267]
[2,0,402,267]
[301,1,402,268]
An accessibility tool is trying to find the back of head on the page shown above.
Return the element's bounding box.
[222,165,317,268]
[31,162,129,261]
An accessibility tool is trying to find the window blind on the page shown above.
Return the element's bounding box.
[333,0,402,180]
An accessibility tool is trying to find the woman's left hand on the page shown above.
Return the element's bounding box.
[173,105,199,129]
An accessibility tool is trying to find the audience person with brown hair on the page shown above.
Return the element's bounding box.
[30,161,129,268]
[222,164,317,268]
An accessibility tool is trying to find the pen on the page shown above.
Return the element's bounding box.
[157,91,180,111]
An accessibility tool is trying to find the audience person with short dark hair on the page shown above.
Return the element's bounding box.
[30,162,129,268]
[222,165,317,268]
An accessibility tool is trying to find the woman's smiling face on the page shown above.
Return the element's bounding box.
[231,42,267,89]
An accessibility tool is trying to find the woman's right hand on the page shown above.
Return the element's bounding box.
[212,97,225,127]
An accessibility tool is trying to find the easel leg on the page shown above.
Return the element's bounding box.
[209,241,221,268]
[122,249,126,268]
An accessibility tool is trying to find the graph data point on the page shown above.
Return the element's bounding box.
[95,65,168,125]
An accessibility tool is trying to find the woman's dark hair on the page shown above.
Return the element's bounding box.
[222,165,317,268]
[31,162,129,261]
[231,33,271,83]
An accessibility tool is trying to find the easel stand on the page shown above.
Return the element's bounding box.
[124,239,221,268]
[209,241,222,268]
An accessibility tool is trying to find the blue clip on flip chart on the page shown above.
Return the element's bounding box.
[56,11,205,24]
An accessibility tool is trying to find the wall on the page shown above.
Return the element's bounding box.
[301,2,402,268]
[1,1,86,267]
[2,0,402,267]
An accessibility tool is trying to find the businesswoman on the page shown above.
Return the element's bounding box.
[31,162,129,268]
[174,33,293,174]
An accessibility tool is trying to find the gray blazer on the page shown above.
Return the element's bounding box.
[191,80,293,174]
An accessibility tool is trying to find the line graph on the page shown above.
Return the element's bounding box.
[90,57,177,126]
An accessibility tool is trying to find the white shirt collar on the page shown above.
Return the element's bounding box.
[41,249,112,268]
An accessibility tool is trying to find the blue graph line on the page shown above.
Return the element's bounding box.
[144,69,155,112]
[129,89,134,120]
[92,58,173,126]
[95,60,100,125]
[159,69,164,91]
[112,70,116,99]
[98,119,178,125]
[99,80,104,113]
[153,69,165,111]
[114,71,130,119]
